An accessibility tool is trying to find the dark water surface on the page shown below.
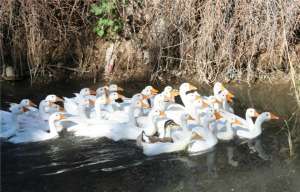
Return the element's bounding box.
[1,80,300,192]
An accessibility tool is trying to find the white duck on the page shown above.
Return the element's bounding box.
[166,92,211,125]
[213,113,242,141]
[18,101,65,132]
[68,98,147,141]
[96,84,124,97]
[0,105,28,139]
[36,95,64,120]
[1,99,37,124]
[187,109,221,154]
[206,82,235,113]
[236,112,279,140]
[8,112,65,144]
[139,85,158,108]
[64,88,96,115]
[138,111,192,156]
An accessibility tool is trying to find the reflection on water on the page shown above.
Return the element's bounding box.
[1,80,300,192]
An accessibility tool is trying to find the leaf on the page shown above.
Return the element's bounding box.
[96,29,105,37]
[90,4,103,16]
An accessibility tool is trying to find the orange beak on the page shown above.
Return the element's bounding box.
[233,119,242,125]
[89,89,97,96]
[159,111,166,117]
[189,84,197,91]
[118,93,126,100]
[151,88,159,95]
[254,111,260,117]
[270,113,279,120]
[214,112,223,120]
[140,100,150,109]
[59,114,65,120]
[191,132,204,140]
[202,101,209,108]
[21,107,30,112]
[142,94,149,100]
[171,89,180,97]
[106,98,112,104]
[29,100,37,107]
[226,91,235,103]
[117,86,124,91]
[195,95,202,101]
[59,106,65,112]
[188,115,194,120]
[55,97,64,102]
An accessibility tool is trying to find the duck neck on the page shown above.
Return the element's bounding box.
[226,119,234,134]
[39,100,47,116]
[254,115,267,132]
[245,113,255,126]
[95,99,102,117]
[181,119,188,132]
[11,112,20,132]
[48,116,59,136]
[78,104,89,120]
[223,99,229,111]
[128,103,137,126]
[179,89,188,107]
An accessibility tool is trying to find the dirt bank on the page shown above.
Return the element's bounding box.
[1,0,299,85]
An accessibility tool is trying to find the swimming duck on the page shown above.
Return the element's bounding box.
[187,109,222,154]
[0,105,29,139]
[137,111,192,156]
[64,88,96,116]
[236,112,279,140]
[8,112,65,144]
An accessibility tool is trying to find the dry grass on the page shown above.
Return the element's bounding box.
[142,0,300,83]
[0,0,299,85]
[0,0,96,81]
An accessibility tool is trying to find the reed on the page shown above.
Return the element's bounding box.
[0,0,96,81]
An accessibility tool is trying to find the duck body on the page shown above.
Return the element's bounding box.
[236,112,278,140]
[187,111,219,154]
[8,112,64,144]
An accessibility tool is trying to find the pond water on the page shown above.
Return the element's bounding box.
[1,80,300,192]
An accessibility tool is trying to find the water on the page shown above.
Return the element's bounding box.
[1,80,300,192]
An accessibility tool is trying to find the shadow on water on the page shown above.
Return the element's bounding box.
[1,80,300,192]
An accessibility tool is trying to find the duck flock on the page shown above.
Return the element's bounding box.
[0,82,279,156]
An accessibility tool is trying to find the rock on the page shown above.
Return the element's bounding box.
[5,66,15,77]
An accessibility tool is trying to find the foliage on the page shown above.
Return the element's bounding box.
[90,0,124,39]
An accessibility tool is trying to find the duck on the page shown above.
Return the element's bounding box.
[205,82,235,113]
[187,109,222,154]
[0,105,29,139]
[96,84,124,97]
[90,93,149,123]
[1,99,37,121]
[34,95,64,121]
[214,115,242,141]
[64,88,96,116]
[18,101,65,132]
[1,99,38,134]
[139,85,159,107]
[8,112,65,144]
[236,112,279,140]
[65,97,148,141]
[137,111,193,156]
[217,108,260,134]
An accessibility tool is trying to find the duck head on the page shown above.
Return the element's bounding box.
[180,82,197,94]
[19,99,37,107]
[142,86,159,98]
